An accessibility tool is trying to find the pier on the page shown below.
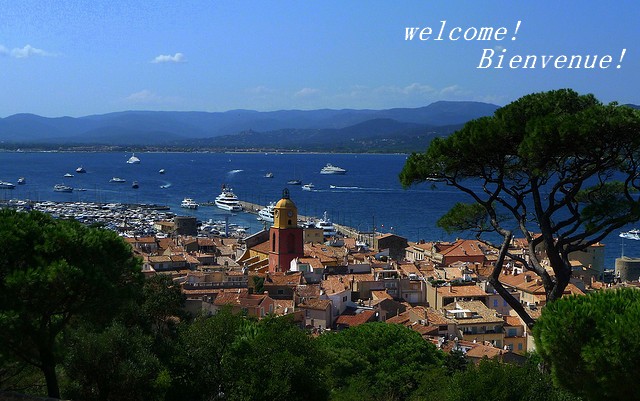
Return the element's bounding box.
[239,200,376,243]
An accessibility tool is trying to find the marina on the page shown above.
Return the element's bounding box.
[0,151,636,268]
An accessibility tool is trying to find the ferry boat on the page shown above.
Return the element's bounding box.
[76,166,86,173]
[215,185,242,212]
[53,184,73,193]
[320,163,347,175]
[181,197,199,209]
[258,202,276,223]
[302,183,315,191]
[315,211,337,237]
[110,177,126,183]
[126,153,141,164]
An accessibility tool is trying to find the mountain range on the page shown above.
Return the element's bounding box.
[1,101,633,152]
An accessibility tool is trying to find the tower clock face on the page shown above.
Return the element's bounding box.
[287,210,293,217]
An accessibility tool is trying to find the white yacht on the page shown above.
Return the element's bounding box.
[53,184,73,193]
[215,185,242,212]
[264,172,274,178]
[620,229,640,240]
[17,177,26,185]
[258,202,276,223]
[302,183,315,191]
[315,211,337,237]
[0,181,16,189]
[110,177,126,183]
[320,163,347,174]
[76,166,86,173]
[159,168,165,174]
[126,153,141,164]
[181,197,199,209]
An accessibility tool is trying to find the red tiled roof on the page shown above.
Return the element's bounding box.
[335,309,376,327]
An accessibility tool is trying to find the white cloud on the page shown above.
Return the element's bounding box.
[0,44,55,58]
[125,89,181,105]
[246,85,275,95]
[294,87,320,98]
[10,44,55,58]
[151,52,185,64]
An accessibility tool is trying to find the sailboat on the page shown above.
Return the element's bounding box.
[127,153,141,164]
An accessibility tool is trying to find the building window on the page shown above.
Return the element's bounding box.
[493,299,499,307]
[518,343,523,351]
[277,289,284,295]
[342,296,347,302]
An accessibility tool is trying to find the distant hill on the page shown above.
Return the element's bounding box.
[0,101,500,151]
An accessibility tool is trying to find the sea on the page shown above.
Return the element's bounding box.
[0,151,637,269]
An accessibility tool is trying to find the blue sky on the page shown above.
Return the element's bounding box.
[0,0,637,117]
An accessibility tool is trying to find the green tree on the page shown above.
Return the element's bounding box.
[534,288,640,401]
[62,322,167,401]
[223,315,329,401]
[0,210,143,398]
[167,308,245,401]
[318,322,443,400]
[400,89,640,327]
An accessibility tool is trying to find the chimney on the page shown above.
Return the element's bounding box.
[524,274,531,282]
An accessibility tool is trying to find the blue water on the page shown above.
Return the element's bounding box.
[0,151,636,268]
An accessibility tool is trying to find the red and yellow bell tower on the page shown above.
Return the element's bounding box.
[268,188,304,273]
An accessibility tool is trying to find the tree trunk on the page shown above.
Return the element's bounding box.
[40,346,60,399]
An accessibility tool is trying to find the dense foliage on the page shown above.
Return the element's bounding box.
[400,89,640,326]
[534,288,640,401]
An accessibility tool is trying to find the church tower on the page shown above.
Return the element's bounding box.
[268,188,304,273]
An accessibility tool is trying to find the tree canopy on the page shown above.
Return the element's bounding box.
[0,210,143,398]
[400,89,640,326]
[534,288,640,401]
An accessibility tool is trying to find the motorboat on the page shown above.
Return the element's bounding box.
[64,173,74,178]
[159,168,165,174]
[17,177,26,185]
[620,229,640,240]
[287,179,302,185]
[110,177,126,183]
[320,163,347,174]
[264,172,274,178]
[302,183,315,191]
[76,166,86,173]
[215,185,242,212]
[53,184,73,192]
[315,211,337,238]
[132,181,139,189]
[258,202,276,223]
[0,181,16,189]
[126,153,141,164]
[181,197,199,209]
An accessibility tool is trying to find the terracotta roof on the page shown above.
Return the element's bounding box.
[440,239,486,258]
[436,284,487,298]
[252,241,271,255]
[298,299,332,311]
[371,290,393,300]
[296,284,321,298]
[321,275,351,295]
[335,309,377,327]
[444,300,504,325]
[266,272,303,286]
[503,315,522,327]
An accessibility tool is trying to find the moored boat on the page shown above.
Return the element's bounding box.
[315,211,337,238]
[258,202,276,223]
[181,197,199,209]
[620,229,640,240]
[320,163,347,174]
[127,153,141,164]
[215,185,242,212]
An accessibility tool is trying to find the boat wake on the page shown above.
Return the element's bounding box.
[228,169,244,174]
[160,182,172,189]
[328,185,396,193]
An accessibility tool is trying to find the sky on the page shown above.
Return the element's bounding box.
[0,0,637,117]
